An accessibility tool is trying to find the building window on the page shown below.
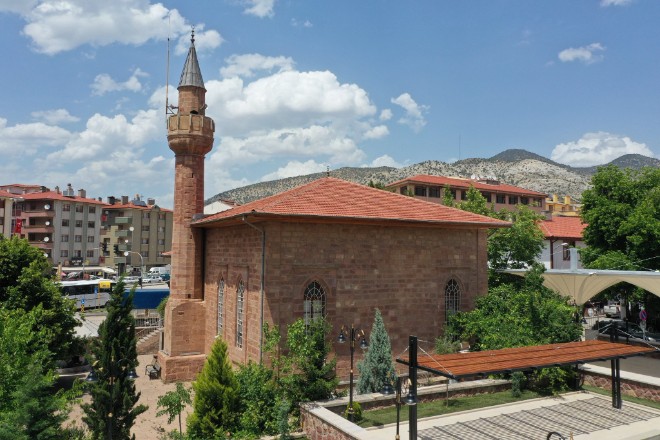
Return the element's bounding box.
[158,226,165,233]
[75,220,83,227]
[61,235,69,242]
[159,213,166,220]
[62,219,69,227]
[63,204,71,212]
[141,238,149,245]
[88,221,95,228]
[75,205,83,213]
[414,186,427,196]
[60,250,68,257]
[445,279,461,323]
[142,225,150,232]
[496,194,506,204]
[461,190,468,200]
[158,239,165,245]
[450,189,457,200]
[563,242,575,261]
[75,235,82,242]
[429,186,440,198]
[87,236,95,243]
[143,212,150,219]
[73,250,82,258]
[217,279,225,335]
[520,197,529,205]
[86,250,94,258]
[509,196,519,205]
[399,186,408,195]
[303,281,326,325]
[140,251,149,258]
[481,192,492,202]
[236,279,244,348]
[89,206,96,214]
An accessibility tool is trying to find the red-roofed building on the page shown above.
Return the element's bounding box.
[0,189,21,238]
[100,194,173,275]
[1,183,108,266]
[158,38,511,382]
[385,174,547,214]
[539,216,587,270]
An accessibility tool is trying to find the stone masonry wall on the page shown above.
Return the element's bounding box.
[583,371,660,402]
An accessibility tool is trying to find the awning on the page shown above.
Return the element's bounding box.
[505,269,660,305]
[58,266,117,274]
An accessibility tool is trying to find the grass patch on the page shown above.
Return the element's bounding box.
[582,385,660,410]
[357,390,539,428]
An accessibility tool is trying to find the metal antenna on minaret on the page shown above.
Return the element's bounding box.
[191,26,195,45]
[165,13,172,118]
[326,165,330,177]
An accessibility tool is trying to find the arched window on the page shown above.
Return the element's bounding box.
[236,279,244,348]
[217,278,224,336]
[303,281,326,325]
[445,279,461,323]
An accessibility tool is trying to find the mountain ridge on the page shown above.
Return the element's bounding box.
[207,151,660,206]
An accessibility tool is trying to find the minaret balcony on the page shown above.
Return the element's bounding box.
[167,113,214,137]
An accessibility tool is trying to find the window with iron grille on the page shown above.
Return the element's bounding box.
[75,205,83,213]
[445,279,461,323]
[217,279,225,335]
[236,279,244,348]
[429,186,440,198]
[304,281,326,325]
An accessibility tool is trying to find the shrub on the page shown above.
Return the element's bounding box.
[343,401,363,422]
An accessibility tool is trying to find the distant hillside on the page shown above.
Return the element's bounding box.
[206,151,659,206]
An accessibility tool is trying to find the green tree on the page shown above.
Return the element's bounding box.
[0,236,78,361]
[156,382,192,437]
[234,362,279,438]
[0,307,78,440]
[279,318,338,407]
[442,184,455,207]
[487,205,544,271]
[82,280,147,440]
[187,338,239,439]
[457,185,495,217]
[356,309,396,394]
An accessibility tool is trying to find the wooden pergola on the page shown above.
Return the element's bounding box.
[396,336,657,440]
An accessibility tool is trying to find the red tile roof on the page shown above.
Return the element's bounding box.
[540,216,586,239]
[0,189,17,198]
[104,202,172,212]
[387,174,547,197]
[196,177,511,228]
[20,191,108,206]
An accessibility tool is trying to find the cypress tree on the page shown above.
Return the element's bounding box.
[187,338,239,439]
[82,280,147,440]
[357,309,397,394]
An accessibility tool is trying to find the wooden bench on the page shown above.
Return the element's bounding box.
[145,359,161,380]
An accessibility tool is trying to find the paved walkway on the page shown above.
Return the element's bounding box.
[363,392,660,440]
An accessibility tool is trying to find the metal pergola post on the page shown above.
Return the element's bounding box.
[409,335,417,440]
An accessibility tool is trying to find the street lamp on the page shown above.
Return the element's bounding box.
[382,376,416,440]
[337,324,368,422]
[124,251,144,289]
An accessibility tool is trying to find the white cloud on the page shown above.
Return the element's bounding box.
[243,0,276,18]
[31,109,80,124]
[91,68,148,96]
[174,27,223,55]
[379,109,392,121]
[0,117,72,156]
[366,155,402,168]
[0,0,38,15]
[391,93,428,132]
[291,18,312,28]
[600,0,633,6]
[558,43,606,65]
[551,132,654,166]
[220,54,294,78]
[18,1,192,55]
[261,160,327,181]
[363,125,389,140]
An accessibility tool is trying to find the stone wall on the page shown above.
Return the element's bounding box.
[583,371,660,402]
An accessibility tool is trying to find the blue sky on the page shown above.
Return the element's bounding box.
[1,0,658,208]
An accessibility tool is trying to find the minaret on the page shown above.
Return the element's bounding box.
[160,30,214,381]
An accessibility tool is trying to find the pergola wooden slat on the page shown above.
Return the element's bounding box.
[397,340,656,380]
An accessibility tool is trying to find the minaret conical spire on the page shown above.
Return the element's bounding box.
[178,28,205,88]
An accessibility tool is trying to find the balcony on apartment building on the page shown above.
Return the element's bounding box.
[114,216,133,225]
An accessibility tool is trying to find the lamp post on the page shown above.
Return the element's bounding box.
[337,324,368,422]
[124,251,144,289]
[382,376,416,440]
[85,358,139,440]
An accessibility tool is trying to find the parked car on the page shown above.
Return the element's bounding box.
[143,275,163,284]
[122,276,141,286]
[603,302,621,318]
[593,319,660,344]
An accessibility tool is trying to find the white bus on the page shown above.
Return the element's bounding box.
[59,279,115,309]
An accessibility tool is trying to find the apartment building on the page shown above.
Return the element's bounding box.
[545,193,582,217]
[0,184,106,266]
[385,174,547,213]
[101,195,173,275]
[0,189,18,238]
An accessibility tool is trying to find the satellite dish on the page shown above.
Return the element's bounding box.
[44,204,50,210]
[43,237,50,242]
[45,221,50,226]
[124,251,129,257]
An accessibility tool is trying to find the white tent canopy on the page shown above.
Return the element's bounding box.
[505,269,660,305]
